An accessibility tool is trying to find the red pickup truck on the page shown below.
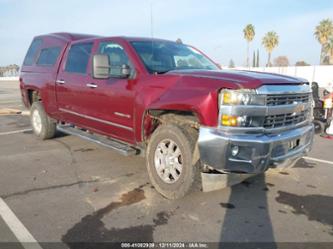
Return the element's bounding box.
[20,33,314,199]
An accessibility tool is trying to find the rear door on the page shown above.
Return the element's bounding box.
[55,42,94,128]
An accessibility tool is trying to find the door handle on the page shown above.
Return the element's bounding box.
[56,79,66,84]
[86,83,98,88]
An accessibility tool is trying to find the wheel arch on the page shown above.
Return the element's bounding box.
[141,109,200,144]
[26,88,42,107]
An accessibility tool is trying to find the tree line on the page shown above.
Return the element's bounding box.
[233,18,333,67]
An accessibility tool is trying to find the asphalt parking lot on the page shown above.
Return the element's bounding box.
[0,80,333,248]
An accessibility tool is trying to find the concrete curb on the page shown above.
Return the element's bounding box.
[0,108,23,115]
[0,77,19,81]
[0,108,30,116]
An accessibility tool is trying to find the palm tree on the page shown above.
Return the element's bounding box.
[314,18,333,64]
[262,31,279,67]
[243,24,255,67]
[324,36,333,64]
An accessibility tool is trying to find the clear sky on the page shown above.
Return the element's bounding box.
[1,0,333,67]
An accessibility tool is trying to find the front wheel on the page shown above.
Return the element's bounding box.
[30,102,56,140]
[146,124,200,199]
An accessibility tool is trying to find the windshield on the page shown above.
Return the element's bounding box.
[130,41,219,74]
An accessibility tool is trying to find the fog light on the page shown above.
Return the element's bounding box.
[231,145,239,156]
[221,114,238,126]
[221,114,249,127]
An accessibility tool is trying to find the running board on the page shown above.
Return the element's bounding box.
[57,125,138,156]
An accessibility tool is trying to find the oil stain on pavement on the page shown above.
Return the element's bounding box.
[62,184,172,247]
[220,202,235,209]
[73,148,95,152]
[276,191,333,233]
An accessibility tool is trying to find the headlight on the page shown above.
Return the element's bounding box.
[220,89,265,106]
[219,89,265,127]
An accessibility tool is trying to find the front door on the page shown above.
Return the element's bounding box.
[56,40,136,144]
[82,41,136,143]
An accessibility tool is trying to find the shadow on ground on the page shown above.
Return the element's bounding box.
[219,174,277,247]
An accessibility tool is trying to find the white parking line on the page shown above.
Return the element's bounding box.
[0,198,43,249]
[303,156,333,166]
[0,129,32,136]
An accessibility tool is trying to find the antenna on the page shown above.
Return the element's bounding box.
[150,2,155,73]
[150,2,154,38]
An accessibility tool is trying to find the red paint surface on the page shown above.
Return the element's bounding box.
[20,33,305,145]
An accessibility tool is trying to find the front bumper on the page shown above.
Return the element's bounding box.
[198,124,314,174]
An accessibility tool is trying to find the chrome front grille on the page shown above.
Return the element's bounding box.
[264,91,311,129]
[263,110,309,129]
[266,93,310,106]
[218,85,312,131]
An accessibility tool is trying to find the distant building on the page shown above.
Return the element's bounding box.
[0,64,20,77]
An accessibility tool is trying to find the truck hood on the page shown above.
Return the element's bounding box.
[167,69,306,89]
[147,69,308,126]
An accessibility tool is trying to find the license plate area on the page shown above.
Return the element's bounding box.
[288,138,300,151]
[270,130,311,159]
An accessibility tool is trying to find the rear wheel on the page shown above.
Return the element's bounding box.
[30,102,56,140]
[146,124,200,199]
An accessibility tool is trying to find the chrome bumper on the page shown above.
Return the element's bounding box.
[198,124,314,174]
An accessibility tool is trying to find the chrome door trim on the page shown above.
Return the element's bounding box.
[86,83,98,88]
[56,80,66,84]
[59,108,133,131]
[114,112,131,118]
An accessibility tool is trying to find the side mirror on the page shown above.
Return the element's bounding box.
[93,54,110,79]
[121,64,131,78]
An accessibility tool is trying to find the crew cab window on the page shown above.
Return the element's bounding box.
[23,39,42,66]
[98,42,131,77]
[65,43,93,74]
[37,47,61,66]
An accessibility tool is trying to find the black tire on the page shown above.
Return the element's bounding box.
[313,120,325,134]
[30,102,56,140]
[146,124,200,199]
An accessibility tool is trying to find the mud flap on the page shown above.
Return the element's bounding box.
[201,172,256,192]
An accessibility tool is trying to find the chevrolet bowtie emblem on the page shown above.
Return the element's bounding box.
[294,103,305,113]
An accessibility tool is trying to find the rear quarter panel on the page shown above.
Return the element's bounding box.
[20,36,69,118]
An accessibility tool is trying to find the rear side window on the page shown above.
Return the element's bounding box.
[65,43,93,74]
[23,39,42,66]
[37,47,61,66]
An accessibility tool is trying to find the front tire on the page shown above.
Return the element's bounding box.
[146,124,200,199]
[30,102,56,140]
